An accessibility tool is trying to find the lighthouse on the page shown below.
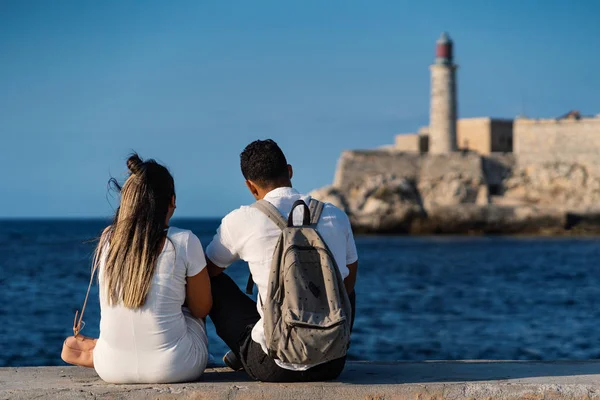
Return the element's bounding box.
[429,32,458,154]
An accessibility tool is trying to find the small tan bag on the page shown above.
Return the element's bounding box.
[61,264,98,368]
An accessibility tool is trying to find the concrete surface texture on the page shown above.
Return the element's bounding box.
[3,361,600,399]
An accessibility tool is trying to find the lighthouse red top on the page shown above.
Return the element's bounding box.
[435,32,453,65]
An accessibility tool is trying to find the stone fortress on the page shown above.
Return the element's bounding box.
[312,33,600,234]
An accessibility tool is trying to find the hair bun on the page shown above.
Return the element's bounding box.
[127,153,144,175]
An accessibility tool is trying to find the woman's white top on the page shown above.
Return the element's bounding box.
[94,227,209,384]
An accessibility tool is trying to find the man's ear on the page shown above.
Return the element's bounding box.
[245,180,260,199]
[287,164,293,180]
[171,195,176,209]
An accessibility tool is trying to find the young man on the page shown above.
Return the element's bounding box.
[205,139,358,382]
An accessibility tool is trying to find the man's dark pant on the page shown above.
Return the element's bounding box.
[209,273,356,382]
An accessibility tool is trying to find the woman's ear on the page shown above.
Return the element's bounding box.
[170,195,176,209]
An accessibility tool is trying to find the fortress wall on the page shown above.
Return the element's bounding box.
[515,116,600,176]
[317,148,600,231]
[333,148,600,192]
[333,150,485,190]
[419,152,483,182]
[330,148,600,214]
[333,150,421,189]
[514,117,600,157]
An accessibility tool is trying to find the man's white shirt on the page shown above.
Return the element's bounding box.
[206,187,358,371]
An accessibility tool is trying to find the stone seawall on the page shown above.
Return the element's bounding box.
[313,150,600,234]
[5,361,600,399]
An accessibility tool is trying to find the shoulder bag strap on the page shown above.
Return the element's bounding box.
[73,262,98,337]
[72,229,169,335]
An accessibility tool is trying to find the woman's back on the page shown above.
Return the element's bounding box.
[94,227,209,383]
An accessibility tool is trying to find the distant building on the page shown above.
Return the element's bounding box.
[394,130,428,153]
[394,34,599,156]
[514,115,600,160]
[457,118,513,154]
[397,118,513,155]
[428,32,458,154]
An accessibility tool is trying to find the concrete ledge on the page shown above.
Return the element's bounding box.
[3,361,600,399]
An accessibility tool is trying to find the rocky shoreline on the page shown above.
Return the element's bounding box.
[311,151,600,235]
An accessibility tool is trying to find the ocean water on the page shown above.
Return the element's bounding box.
[1,219,600,367]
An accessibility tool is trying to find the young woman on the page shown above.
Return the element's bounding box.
[92,154,212,383]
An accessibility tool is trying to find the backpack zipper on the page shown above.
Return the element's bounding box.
[286,317,346,330]
[284,318,347,349]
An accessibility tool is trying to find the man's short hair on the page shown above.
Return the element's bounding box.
[240,139,289,186]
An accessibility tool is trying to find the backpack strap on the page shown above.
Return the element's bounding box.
[309,199,324,225]
[246,200,287,294]
[288,200,311,227]
[252,200,287,230]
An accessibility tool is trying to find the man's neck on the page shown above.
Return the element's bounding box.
[257,182,293,200]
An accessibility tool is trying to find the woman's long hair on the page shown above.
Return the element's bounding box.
[94,153,175,309]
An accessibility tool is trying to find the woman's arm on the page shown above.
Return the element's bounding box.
[185,268,212,319]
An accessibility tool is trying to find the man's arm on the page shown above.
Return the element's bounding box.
[342,209,358,295]
[205,212,240,277]
[206,258,227,277]
[344,261,358,295]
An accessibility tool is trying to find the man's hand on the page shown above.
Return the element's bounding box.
[344,261,358,295]
[206,258,226,277]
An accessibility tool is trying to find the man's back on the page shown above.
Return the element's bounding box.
[206,186,357,370]
[206,138,358,382]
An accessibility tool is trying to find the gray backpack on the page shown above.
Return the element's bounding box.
[250,198,352,365]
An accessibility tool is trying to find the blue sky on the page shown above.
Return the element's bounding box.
[1,0,598,217]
